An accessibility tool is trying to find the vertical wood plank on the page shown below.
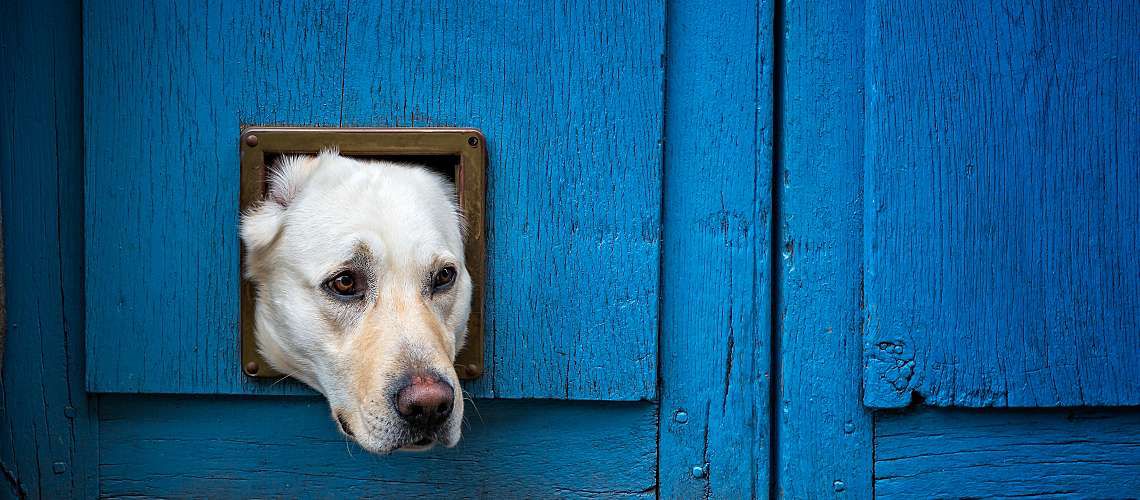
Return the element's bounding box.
[775,0,873,497]
[864,0,1140,408]
[84,0,664,400]
[659,0,773,496]
[0,0,95,497]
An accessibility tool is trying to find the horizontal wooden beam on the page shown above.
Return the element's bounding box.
[99,396,657,497]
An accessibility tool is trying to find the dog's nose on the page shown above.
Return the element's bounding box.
[395,375,453,429]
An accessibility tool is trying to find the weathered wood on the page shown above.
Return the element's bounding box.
[0,154,4,375]
[775,0,873,497]
[98,396,656,498]
[84,0,664,399]
[0,0,95,497]
[658,0,772,496]
[863,0,1140,408]
[876,408,1140,499]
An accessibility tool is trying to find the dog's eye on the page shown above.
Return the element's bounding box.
[431,265,457,294]
[325,271,363,298]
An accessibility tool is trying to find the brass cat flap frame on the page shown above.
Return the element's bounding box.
[239,127,487,380]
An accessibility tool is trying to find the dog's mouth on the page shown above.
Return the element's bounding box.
[340,425,440,454]
[398,437,436,452]
[333,405,454,454]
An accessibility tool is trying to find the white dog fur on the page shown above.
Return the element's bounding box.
[240,150,471,454]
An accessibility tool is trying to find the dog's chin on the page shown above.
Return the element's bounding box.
[351,437,448,455]
[349,426,459,455]
[350,436,405,456]
[395,425,461,453]
[397,438,437,452]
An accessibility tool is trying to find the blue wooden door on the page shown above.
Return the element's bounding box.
[70,0,769,497]
[849,2,1140,496]
[79,0,674,495]
[774,1,1140,497]
[3,0,1139,498]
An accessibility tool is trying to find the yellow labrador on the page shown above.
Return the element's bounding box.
[241,150,471,453]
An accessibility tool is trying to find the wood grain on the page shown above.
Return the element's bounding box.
[775,0,873,497]
[98,396,656,498]
[0,0,94,497]
[863,0,1140,408]
[876,408,1140,498]
[658,0,772,496]
[83,0,664,399]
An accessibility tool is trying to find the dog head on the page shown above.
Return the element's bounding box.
[240,151,471,454]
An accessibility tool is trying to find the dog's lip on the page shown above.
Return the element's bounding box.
[334,412,354,437]
[398,438,435,451]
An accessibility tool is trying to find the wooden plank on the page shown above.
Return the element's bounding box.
[658,0,772,496]
[84,0,664,399]
[98,396,656,498]
[863,0,1140,408]
[0,0,95,497]
[775,0,873,497]
[876,408,1140,499]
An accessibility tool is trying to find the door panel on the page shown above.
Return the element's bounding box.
[863,0,1140,407]
[84,0,663,399]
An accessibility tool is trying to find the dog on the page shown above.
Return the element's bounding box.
[240,150,472,454]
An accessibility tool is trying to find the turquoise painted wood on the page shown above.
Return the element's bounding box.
[6,0,1140,497]
[876,408,1140,498]
[658,0,772,497]
[774,0,873,497]
[863,0,1140,408]
[0,0,95,498]
[98,396,656,498]
[83,0,664,399]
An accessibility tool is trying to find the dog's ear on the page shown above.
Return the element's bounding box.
[265,154,322,208]
[239,154,322,262]
[240,200,285,258]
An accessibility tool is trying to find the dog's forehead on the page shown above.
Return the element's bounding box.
[282,156,461,265]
